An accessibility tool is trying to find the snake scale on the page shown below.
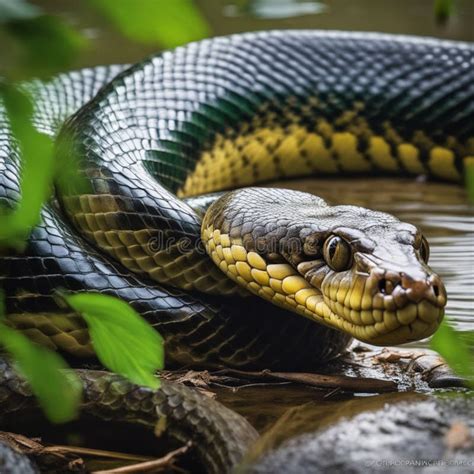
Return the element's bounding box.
[0,31,473,472]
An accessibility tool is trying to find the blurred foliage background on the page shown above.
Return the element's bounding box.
[1,0,473,80]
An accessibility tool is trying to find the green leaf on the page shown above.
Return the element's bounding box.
[0,84,55,248]
[434,0,454,25]
[88,0,209,48]
[0,322,82,423]
[5,15,87,80]
[430,320,474,388]
[63,293,164,389]
[465,158,474,204]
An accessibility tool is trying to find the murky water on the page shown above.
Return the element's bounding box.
[24,0,473,72]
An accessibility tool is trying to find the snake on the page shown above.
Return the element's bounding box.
[0,31,473,472]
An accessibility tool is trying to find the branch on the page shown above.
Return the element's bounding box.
[91,442,192,474]
[217,368,397,392]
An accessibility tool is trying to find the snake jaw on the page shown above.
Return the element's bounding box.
[297,248,447,345]
[203,223,446,345]
[203,187,448,346]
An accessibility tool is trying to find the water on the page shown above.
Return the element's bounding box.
[28,0,474,72]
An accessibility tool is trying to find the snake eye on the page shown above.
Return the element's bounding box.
[419,235,430,263]
[323,236,352,272]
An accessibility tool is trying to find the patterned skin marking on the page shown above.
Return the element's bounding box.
[429,147,459,181]
[72,197,239,295]
[204,224,331,331]
[179,110,464,198]
[398,144,425,175]
[6,312,93,357]
[2,32,472,358]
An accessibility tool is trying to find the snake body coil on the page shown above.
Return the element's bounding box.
[0,31,473,472]
[0,360,257,473]
[2,29,474,362]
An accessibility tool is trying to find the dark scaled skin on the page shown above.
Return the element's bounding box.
[2,30,470,368]
[0,360,257,474]
[0,66,349,370]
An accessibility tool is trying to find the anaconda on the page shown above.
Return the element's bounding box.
[0,31,473,472]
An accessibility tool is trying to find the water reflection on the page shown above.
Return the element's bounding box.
[223,0,327,19]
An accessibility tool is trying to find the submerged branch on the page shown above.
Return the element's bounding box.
[92,442,192,474]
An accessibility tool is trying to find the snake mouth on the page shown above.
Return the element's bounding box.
[202,186,448,346]
[299,255,447,345]
[202,224,447,345]
[321,298,444,345]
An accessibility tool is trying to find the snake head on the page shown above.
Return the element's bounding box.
[202,188,447,345]
[294,218,446,345]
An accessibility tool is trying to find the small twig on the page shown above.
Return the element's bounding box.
[0,431,85,471]
[43,445,153,462]
[92,442,192,474]
[323,386,341,399]
[225,381,291,392]
[217,368,397,392]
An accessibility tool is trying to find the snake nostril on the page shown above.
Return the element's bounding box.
[378,277,401,295]
[433,284,440,297]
